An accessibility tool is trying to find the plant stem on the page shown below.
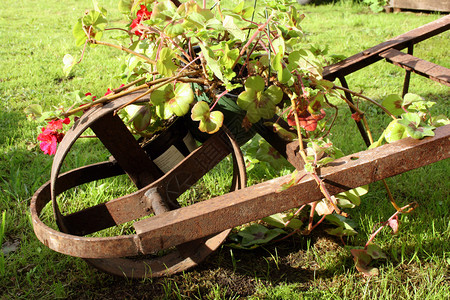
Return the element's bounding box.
[333,85,396,120]
[89,39,156,65]
[63,84,149,116]
[115,73,196,112]
[338,93,375,143]
[338,91,406,214]
[116,77,146,93]
[211,90,228,111]
[364,202,417,249]
[381,179,412,213]
[289,96,344,216]
[232,16,273,70]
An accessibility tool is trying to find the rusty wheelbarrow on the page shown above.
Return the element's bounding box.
[30,16,450,278]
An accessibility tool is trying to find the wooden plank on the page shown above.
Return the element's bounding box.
[133,125,450,254]
[390,0,450,12]
[380,48,450,86]
[323,15,450,81]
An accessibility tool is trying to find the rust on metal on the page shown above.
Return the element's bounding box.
[379,48,450,86]
[30,16,450,279]
[133,125,450,253]
[323,15,450,81]
[31,125,450,259]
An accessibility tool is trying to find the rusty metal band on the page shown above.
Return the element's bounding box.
[31,92,247,265]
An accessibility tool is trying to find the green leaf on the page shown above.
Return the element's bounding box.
[325,226,358,237]
[237,224,285,247]
[73,19,87,47]
[304,162,315,173]
[307,92,324,114]
[219,43,239,80]
[382,94,404,116]
[124,104,152,132]
[316,79,334,90]
[198,43,223,81]
[335,186,368,208]
[63,54,76,76]
[151,83,194,119]
[351,248,379,276]
[170,83,194,116]
[83,10,108,36]
[278,171,298,192]
[407,100,436,112]
[24,104,43,120]
[398,113,435,139]
[273,50,292,84]
[231,1,254,19]
[236,76,283,123]
[402,93,423,106]
[315,199,335,216]
[191,101,224,134]
[263,122,297,142]
[164,23,185,38]
[223,15,246,42]
[287,50,323,77]
[151,0,178,22]
[430,115,450,127]
[366,243,387,260]
[262,213,302,230]
[325,214,358,236]
[384,120,408,143]
[255,140,290,170]
[156,48,177,77]
[272,37,286,58]
[92,0,107,16]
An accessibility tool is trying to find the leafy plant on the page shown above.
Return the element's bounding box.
[24,0,449,277]
[362,0,388,13]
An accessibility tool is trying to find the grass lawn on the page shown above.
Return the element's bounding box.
[0,0,449,298]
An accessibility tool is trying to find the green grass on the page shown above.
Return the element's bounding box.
[1,0,449,298]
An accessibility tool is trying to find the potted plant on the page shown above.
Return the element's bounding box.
[27,0,448,276]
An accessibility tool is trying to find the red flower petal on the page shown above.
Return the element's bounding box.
[287,109,326,132]
[104,88,113,96]
[39,135,58,155]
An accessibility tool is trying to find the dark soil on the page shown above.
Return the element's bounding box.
[66,228,351,299]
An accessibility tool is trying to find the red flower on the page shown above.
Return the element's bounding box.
[130,5,151,37]
[85,92,97,101]
[104,88,113,96]
[287,109,326,132]
[37,133,58,155]
[104,84,125,96]
[136,5,151,19]
[37,118,70,155]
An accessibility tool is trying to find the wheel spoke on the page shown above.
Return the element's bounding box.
[90,113,161,188]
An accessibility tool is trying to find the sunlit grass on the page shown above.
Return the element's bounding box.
[0,0,448,298]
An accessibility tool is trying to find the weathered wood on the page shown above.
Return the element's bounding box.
[380,48,450,86]
[133,125,450,254]
[390,0,450,12]
[323,15,450,81]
